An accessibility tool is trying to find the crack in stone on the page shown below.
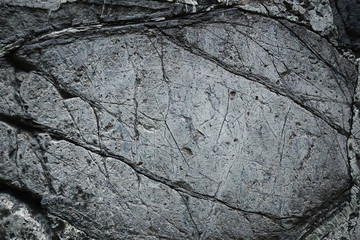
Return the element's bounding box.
[0,5,334,58]
[0,113,305,222]
[1,3,358,238]
[44,210,96,240]
[279,20,355,95]
[179,193,202,239]
[0,4,236,57]
[5,15,352,139]
[299,63,360,239]
[3,6,354,135]
[0,109,354,236]
[158,28,351,137]
[298,197,349,239]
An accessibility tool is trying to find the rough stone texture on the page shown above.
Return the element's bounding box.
[0,0,359,239]
[223,0,336,36]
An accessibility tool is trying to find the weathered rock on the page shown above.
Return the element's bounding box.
[0,0,359,239]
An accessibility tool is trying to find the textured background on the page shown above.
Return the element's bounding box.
[0,0,359,239]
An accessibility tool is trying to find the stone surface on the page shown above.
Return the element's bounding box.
[0,0,359,239]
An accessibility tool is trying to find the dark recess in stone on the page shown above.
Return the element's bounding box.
[329,0,360,56]
[0,182,43,212]
[5,51,37,72]
[0,183,61,240]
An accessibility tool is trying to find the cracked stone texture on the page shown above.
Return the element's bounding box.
[0,0,359,239]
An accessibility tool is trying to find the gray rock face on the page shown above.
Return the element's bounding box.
[0,0,359,239]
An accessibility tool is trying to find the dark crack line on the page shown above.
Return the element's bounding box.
[216,89,230,143]
[1,1,338,55]
[0,6,239,57]
[179,193,202,239]
[231,24,342,103]
[0,4,356,234]
[3,6,352,139]
[63,103,87,143]
[91,105,103,150]
[35,70,137,141]
[278,107,290,166]
[44,211,96,240]
[0,112,302,222]
[134,79,140,141]
[157,28,350,137]
[298,187,351,239]
[1,96,352,235]
[33,150,57,195]
[279,20,355,96]
[164,120,190,167]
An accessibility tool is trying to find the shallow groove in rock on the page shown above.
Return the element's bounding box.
[5,10,352,138]
[158,28,351,137]
[1,1,358,239]
[0,114,314,222]
[0,111,354,236]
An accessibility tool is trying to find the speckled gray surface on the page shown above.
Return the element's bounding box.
[0,0,359,239]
